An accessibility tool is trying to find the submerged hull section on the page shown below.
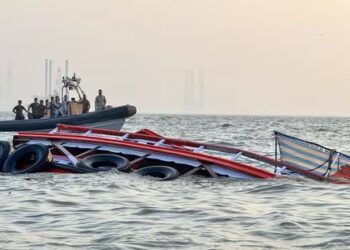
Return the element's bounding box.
[13,124,276,179]
[0,105,136,132]
[7,125,350,183]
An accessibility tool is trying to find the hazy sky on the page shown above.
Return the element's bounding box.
[0,0,350,115]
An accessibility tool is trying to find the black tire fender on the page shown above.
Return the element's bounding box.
[3,144,52,174]
[0,141,11,171]
[78,154,130,172]
[134,165,179,181]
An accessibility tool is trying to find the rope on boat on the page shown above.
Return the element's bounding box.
[324,151,339,178]
[305,149,336,177]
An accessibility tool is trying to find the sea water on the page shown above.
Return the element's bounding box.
[0,113,350,250]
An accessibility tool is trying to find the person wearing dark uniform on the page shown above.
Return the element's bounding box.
[12,100,28,120]
[37,100,46,119]
[28,98,40,119]
[49,96,55,118]
[82,94,90,113]
[44,99,49,117]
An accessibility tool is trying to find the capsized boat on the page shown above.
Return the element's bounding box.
[6,124,276,180]
[3,125,350,183]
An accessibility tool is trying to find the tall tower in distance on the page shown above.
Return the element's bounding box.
[183,69,205,114]
[54,67,62,96]
[44,59,69,99]
[45,59,48,98]
[184,69,194,108]
[5,62,13,110]
[198,71,205,108]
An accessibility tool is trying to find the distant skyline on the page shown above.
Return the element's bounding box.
[1,0,350,116]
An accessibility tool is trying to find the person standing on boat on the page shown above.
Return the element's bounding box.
[95,89,106,111]
[82,94,90,113]
[53,96,63,118]
[44,99,50,117]
[37,100,46,119]
[28,98,40,119]
[49,96,55,118]
[12,100,28,120]
[61,95,70,115]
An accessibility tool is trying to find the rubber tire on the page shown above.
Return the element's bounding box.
[0,141,11,171]
[78,154,130,172]
[3,144,51,174]
[134,165,179,181]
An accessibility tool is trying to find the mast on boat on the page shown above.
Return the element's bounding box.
[61,73,85,101]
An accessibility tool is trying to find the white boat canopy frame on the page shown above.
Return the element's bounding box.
[61,73,85,101]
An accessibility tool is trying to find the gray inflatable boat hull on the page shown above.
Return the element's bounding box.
[0,104,136,132]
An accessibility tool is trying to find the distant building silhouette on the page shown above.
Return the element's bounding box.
[183,69,204,113]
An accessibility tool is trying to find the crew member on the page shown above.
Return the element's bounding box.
[12,100,28,120]
[28,98,40,119]
[44,99,50,117]
[82,94,90,113]
[95,89,106,111]
[49,96,55,118]
[52,96,62,118]
[62,95,69,115]
[37,100,46,119]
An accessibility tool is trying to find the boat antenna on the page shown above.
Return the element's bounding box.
[61,73,85,101]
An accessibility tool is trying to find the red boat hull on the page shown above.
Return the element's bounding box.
[13,125,275,179]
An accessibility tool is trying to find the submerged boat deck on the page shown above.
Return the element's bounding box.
[12,124,276,179]
[2,123,349,183]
